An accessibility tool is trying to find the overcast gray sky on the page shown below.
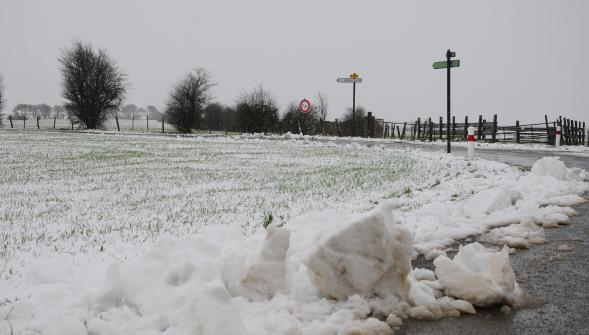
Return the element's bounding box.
[1,0,587,124]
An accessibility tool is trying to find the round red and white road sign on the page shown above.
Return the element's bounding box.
[299,99,311,113]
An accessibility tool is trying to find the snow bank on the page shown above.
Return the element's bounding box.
[405,156,588,253]
[434,243,522,307]
[483,220,545,248]
[306,202,412,301]
[3,133,589,335]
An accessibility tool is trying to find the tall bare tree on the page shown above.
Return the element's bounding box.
[59,41,127,129]
[315,92,328,132]
[165,68,215,133]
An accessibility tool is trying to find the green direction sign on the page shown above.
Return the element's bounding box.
[432,59,460,69]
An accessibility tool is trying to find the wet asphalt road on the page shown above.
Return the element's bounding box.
[330,139,589,335]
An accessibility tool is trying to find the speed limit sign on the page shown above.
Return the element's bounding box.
[299,99,311,113]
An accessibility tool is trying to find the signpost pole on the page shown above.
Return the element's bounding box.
[446,49,451,153]
[352,82,356,137]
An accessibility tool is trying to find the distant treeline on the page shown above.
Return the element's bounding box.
[0,41,369,134]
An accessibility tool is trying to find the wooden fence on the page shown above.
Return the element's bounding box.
[334,114,586,146]
[4,113,586,146]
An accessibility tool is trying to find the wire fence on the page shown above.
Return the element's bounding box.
[3,113,587,147]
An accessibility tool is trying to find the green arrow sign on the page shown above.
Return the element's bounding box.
[433,59,460,69]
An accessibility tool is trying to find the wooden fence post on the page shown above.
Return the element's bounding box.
[162,117,165,133]
[37,116,40,130]
[516,120,520,143]
[464,116,468,141]
[53,117,56,129]
[115,114,120,132]
[132,115,134,132]
[23,117,26,129]
[583,121,586,146]
[439,116,443,140]
[401,122,406,139]
[9,115,13,128]
[491,114,497,143]
[544,115,551,145]
[428,117,433,141]
[417,118,421,140]
[561,117,566,144]
[71,119,74,130]
[147,116,149,132]
[565,118,570,145]
[477,115,483,141]
[452,116,456,141]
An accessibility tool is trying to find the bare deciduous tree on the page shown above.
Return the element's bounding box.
[315,92,328,134]
[165,68,215,133]
[236,86,279,134]
[59,41,127,129]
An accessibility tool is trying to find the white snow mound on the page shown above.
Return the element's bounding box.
[434,243,522,307]
[306,202,413,301]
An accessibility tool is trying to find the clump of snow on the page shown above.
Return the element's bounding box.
[241,224,291,298]
[530,156,589,182]
[434,243,522,307]
[306,202,412,301]
[483,220,545,248]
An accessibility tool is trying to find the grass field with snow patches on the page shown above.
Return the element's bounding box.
[1,130,588,334]
[0,131,429,275]
[0,131,523,278]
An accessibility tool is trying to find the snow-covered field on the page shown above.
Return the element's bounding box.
[0,131,588,334]
[250,132,589,156]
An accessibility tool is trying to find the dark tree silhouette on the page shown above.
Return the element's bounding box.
[280,101,319,135]
[59,41,127,129]
[165,68,215,133]
[204,102,224,131]
[342,106,367,137]
[236,86,279,134]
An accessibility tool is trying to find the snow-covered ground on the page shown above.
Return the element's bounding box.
[0,131,587,334]
[246,132,589,157]
[393,138,589,155]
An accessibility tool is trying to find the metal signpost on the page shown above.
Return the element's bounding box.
[337,73,362,137]
[433,50,460,153]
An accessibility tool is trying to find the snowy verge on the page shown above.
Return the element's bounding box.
[242,132,589,156]
[1,150,588,333]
